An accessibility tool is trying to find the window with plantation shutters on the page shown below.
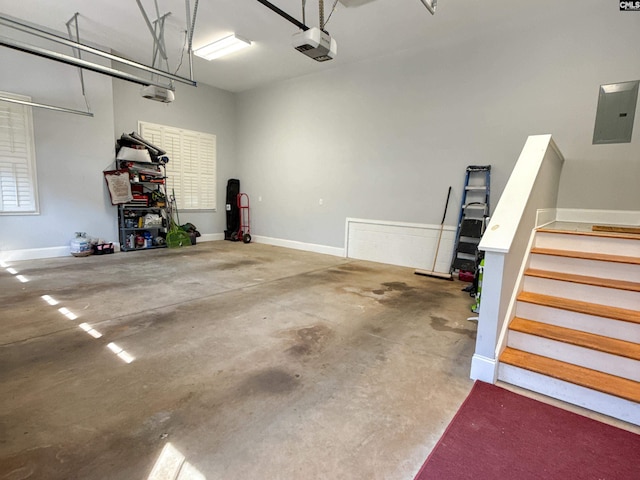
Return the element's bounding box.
[139,121,216,211]
[0,92,39,214]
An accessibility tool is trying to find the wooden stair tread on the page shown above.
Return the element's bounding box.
[517,291,640,325]
[510,317,640,361]
[500,347,640,403]
[537,227,640,241]
[530,247,640,265]
[592,225,640,235]
[525,268,640,292]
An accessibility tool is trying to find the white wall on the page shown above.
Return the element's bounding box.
[0,46,236,256]
[0,41,116,254]
[236,2,640,249]
[112,78,237,237]
[2,1,639,258]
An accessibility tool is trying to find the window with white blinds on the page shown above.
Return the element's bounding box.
[139,121,216,210]
[0,93,39,214]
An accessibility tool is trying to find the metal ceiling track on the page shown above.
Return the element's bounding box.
[0,15,197,89]
[255,0,310,31]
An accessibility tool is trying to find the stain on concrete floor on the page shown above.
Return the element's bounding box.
[0,241,476,480]
[284,324,335,358]
[238,368,301,395]
[430,315,477,339]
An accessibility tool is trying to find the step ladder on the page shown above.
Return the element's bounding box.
[450,165,491,273]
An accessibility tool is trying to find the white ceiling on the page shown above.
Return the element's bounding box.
[0,1,557,92]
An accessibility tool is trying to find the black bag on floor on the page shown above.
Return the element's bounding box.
[181,223,200,245]
[225,179,241,241]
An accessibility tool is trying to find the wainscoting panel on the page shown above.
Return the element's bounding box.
[345,218,455,273]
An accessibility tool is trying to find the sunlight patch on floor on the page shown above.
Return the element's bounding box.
[58,307,78,320]
[147,442,206,480]
[41,294,59,305]
[107,342,135,364]
[79,323,103,339]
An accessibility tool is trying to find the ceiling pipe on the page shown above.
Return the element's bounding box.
[0,95,93,117]
[0,15,197,87]
[0,35,175,90]
[255,0,310,31]
[185,0,199,82]
[186,0,193,80]
[65,13,86,97]
[420,0,437,15]
[135,0,169,62]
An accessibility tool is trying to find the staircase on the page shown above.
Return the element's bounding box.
[498,226,640,426]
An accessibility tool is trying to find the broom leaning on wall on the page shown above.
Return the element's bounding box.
[415,186,454,280]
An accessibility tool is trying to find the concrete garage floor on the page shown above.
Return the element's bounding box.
[0,241,476,480]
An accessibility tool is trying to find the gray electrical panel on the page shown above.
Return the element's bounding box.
[593,80,639,144]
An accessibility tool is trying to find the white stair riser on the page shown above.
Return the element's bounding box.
[516,301,640,343]
[497,363,640,426]
[507,331,640,382]
[529,253,640,283]
[522,276,640,310]
[535,231,640,257]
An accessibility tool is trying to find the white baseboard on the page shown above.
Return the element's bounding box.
[252,235,345,257]
[470,354,497,383]
[0,246,71,262]
[198,233,224,242]
[555,208,640,225]
[0,234,225,262]
[1,233,342,261]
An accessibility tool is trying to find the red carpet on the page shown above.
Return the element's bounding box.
[414,381,640,480]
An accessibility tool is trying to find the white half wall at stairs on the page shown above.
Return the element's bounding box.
[555,209,640,226]
[471,134,565,383]
[345,218,455,272]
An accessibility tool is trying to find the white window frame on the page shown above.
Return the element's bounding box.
[0,92,39,215]
[138,121,216,211]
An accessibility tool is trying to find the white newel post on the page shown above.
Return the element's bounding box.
[470,250,505,382]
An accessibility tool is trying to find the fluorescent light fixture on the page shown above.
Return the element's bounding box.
[6,267,17,274]
[601,82,637,94]
[194,34,251,60]
[16,275,28,283]
[339,0,379,6]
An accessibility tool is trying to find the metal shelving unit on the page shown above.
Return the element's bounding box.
[116,159,169,252]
